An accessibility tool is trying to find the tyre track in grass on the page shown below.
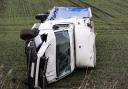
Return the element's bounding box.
[30,0,40,14]
[62,0,100,18]
[26,0,33,16]
[0,0,5,16]
[110,0,128,13]
[68,0,114,18]
[98,0,128,27]
[18,0,30,17]
[79,0,128,28]
[26,0,37,16]
[11,0,16,27]
[86,0,128,23]
[105,0,128,16]
[21,0,31,27]
[23,0,29,17]
[17,0,27,17]
[8,0,12,24]
[0,0,6,28]
[5,0,17,30]
[79,0,115,18]
[23,0,32,27]
[78,68,93,89]
[55,0,74,6]
[66,0,113,24]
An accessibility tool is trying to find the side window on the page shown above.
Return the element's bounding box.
[55,30,71,77]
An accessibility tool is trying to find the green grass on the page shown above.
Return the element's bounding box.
[0,0,128,89]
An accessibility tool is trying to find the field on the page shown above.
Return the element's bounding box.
[0,0,128,89]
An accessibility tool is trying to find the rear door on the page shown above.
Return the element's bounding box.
[55,30,71,78]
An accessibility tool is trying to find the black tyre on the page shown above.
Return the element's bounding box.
[20,29,39,41]
[35,14,49,22]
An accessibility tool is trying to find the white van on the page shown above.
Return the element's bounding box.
[20,7,96,89]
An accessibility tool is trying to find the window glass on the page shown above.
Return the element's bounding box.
[55,30,71,77]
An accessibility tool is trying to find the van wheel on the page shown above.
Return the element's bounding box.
[20,29,39,41]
